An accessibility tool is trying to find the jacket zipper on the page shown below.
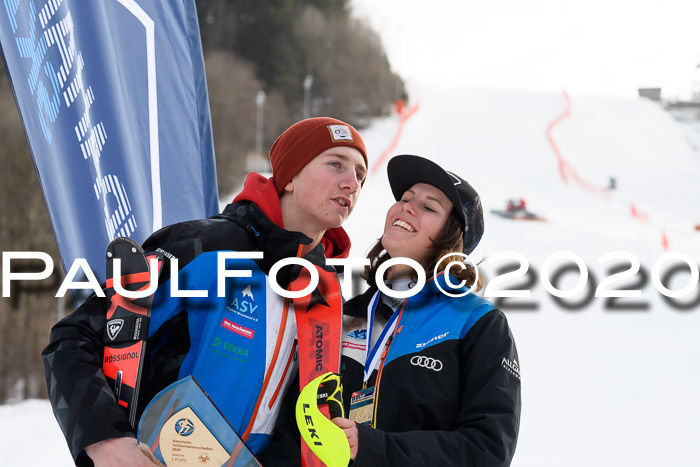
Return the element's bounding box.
[268,340,297,409]
[370,299,407,428]
[241,244,303,441]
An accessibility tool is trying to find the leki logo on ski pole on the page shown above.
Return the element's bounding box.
[106,319,124,341]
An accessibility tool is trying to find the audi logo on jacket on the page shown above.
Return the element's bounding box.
[339,275,521,467]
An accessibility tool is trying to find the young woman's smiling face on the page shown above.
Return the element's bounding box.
[381,183,453,270]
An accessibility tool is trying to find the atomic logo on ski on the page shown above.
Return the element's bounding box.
[107,319,124,341]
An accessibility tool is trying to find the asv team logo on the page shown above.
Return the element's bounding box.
[241,284,254,300]
[175,418,195,436]
[328,124,354,142]
[227,284,259,322]
[106,319,124,341]
[344,329,367,340]
[342,328,367,351]
[410,356,443,371]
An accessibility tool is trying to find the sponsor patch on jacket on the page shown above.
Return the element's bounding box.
[226,284,259,322]
[415,331,449,349]
[342,341,367,351]
[221,318,255,339]
[344,329,367,340]
[501,357,520,380]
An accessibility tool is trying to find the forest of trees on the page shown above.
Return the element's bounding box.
[0,1,404,402]
[198,0,405,193]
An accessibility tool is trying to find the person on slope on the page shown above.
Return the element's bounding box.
[42,117,368,466]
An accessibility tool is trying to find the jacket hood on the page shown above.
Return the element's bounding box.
[232,172,352,259]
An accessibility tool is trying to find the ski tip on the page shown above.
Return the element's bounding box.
[106,237,145,261]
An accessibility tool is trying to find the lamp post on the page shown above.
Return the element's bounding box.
[303,74,313,119]
[255,90,266,157]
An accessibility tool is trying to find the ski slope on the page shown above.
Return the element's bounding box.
[3,86,699,467]
[345,86,700,467]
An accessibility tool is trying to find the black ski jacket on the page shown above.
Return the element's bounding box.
[42,188,350,465]
[263,273,521,466]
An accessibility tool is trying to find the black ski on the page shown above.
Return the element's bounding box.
[103,237,162,427]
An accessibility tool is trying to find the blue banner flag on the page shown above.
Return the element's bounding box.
[0,0,218,301]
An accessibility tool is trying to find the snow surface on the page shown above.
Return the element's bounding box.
[4,86,699,466]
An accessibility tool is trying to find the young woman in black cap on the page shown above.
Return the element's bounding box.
[331,154,522,466]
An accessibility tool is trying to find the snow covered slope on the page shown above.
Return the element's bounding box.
[345,86,700,467]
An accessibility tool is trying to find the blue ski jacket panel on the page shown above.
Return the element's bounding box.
[41,200,342,465]
[342,276,522,467]
[262,273,521,466]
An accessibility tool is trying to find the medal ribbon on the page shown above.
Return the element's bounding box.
[363,290,400,384]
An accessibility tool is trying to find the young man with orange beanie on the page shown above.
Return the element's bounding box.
[42,117,368,466]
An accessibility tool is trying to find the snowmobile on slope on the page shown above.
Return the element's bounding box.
[491,198,547,221]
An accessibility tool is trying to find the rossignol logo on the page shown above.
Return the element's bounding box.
[174,418,195,436]
[106,319,124,341]
[410,356,443,371]
[328,124,353,142]
[104,351,138,363]
[501,357,520,380]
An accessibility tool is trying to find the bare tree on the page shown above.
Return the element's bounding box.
[0,79,62,403]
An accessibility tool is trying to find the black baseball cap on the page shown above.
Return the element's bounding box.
[387,155,484,255]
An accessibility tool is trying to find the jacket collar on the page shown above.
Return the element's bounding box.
[345,271,469,319]
[216,201,331,291]
[231,172,352,259]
